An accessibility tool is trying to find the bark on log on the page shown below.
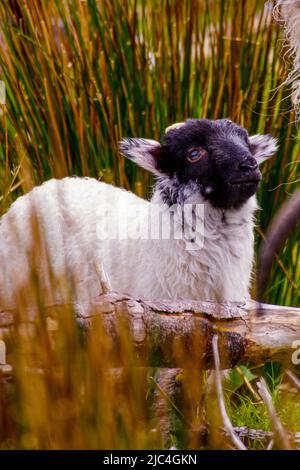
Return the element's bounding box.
[1,292,300,369]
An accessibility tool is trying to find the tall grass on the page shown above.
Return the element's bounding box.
[0,0,299,450]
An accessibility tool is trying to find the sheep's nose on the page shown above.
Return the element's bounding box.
[238,159,258,171]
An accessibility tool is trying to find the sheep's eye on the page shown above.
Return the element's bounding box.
[186,147,207,163]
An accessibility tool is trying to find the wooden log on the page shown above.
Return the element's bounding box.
[0,292,300,369]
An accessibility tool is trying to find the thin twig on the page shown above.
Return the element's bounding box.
[212,335,247,450]
[95,263,112,294]
[236,366,262,402]
[257,377,292,450]
[267,439,274,450]
[150,374,185,421]
[286,369,300,393]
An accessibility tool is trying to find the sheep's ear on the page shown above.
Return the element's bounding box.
[119,138,163,176]
[249,134,278,164]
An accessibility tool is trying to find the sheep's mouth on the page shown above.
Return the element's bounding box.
[229,178,261,188]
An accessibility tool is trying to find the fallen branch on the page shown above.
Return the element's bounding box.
[232,426,300,447]
[1,293,300,369]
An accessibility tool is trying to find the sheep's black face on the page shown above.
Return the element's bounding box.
[120,118,278,210]
[161,119,262,209]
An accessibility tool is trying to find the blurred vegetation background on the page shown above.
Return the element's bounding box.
[0,0,299,450]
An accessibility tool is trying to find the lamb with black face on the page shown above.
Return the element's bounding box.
[120,118,277,210]
[161,119,263,209]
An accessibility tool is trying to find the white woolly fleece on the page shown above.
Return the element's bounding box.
[0,176,257,308]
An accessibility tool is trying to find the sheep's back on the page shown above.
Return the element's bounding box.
[0,177,149,308]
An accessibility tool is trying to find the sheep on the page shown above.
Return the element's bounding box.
[0,118,277,309]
